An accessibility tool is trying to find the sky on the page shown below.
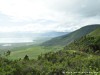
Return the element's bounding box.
[0,0,100,33]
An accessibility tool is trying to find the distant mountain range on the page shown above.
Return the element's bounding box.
[42,24,100,46]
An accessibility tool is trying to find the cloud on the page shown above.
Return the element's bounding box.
[0,0,100,33]
[0,0,62,22]
[0,22,60,33]
[46,0,100,17]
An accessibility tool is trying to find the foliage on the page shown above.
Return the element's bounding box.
[65,27,100,55]
[24,55,29,60]
[4,50,11,57]
[0,49,100,75]
[0,25,100,75]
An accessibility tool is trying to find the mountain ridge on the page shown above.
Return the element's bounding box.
[65,27,100,54]
[42,24,100,46]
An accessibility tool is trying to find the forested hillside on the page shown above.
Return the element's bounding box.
[42,24,100,46]
[65,27,100,54]
[0,25,100,75]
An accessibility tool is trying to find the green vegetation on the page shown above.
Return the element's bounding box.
[65,27,100,54]
[42,25,100,46]
[0,25,100,75]
[88,28,100,37]
[0,49,100,75]
[5,46,62,60]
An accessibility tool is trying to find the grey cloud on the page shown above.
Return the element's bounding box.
[77,0,100,17]
[48,0,100,18]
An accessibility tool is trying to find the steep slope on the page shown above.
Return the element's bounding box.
[42,24,100,46]
[65,27,100,54]
[88,28,100,37]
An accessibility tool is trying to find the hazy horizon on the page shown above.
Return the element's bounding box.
[0,38,33,43]
[0,31,68,43]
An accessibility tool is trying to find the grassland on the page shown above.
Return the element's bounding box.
[3,45,63,60]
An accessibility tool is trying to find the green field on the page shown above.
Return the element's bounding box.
[3,45,63,60]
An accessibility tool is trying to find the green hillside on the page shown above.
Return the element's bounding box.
[88,28,100,37]
[8,46,62,60]
[65,27,100,54]
[0,25,100,75]
[6,26,100,60]
[42,24,100,46]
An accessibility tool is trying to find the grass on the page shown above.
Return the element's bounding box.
[2,45,99,60]
[7,45,63,60]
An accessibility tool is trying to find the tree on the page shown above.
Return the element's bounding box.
[24,55,29,60]
[5,50,11,56]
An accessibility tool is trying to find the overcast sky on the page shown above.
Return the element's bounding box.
[0,0,100,33]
